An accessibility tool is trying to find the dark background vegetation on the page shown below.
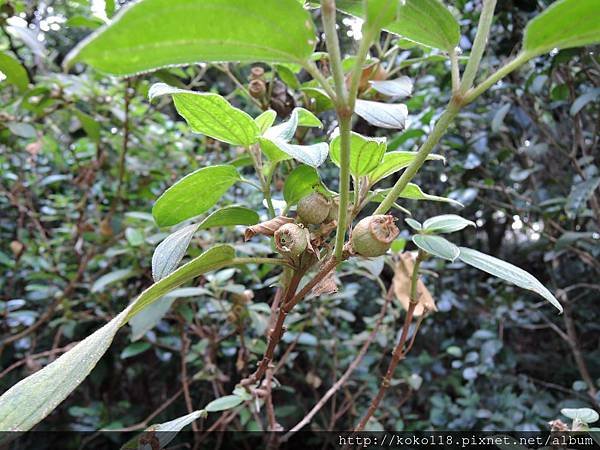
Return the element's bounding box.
[1,0,598,432]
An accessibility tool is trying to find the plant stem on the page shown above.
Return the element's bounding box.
[459,0,498,92]
[464,52,531,104]
[374,102,460,214]
[304,61,338,102]
[321,0,348,107]
[449,47,461,94]
[334,115,352,259]
[354,250,425,431]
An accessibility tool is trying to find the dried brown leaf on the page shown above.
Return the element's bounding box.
[244,216,294,241]
[392,253,437,316]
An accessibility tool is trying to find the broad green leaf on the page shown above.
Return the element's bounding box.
[152,224,198,281]
[259,138,328,168]
[121,410,206,450]
[368,151,445,184]
[561,408,599,424]
[283,165,322,206]
[127,244,235,320]
[412,235,460,261]
[64,0,317,75]
[523,0,600,57]
[198,205,259,230]
[355,99,408,129]
[0,245,235,432]
[329,131,386,177]
[338,0,460,52]
[74,109,101,142]
[0,51,29,92]
[152,165,240,227]
[205,395,243,412]
[369,76,413,98]
[149,83,258,146]
[458,247,563,312]
[422,214,475,234]
[255,110,277,134]
[259,137,293,163]
[264,107,321,141]
[0,306,131,431]
[91,268,135,293]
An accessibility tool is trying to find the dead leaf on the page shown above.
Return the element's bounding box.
[311,270,338,296]
[244,216,294,241]
[392,252,437,316]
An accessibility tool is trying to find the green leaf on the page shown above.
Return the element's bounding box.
[198,205,259,230]
[149,83,258,146]
[129,296,177,341]
[412,235,460,261]
[152,165,240,227]
[458,247,563,312]
[329,130,386,177]
[91,268,135,293]
[405,218,422,231]
[73,109,101,142]
[283,165,322,206]
[338,0,460,52]
[255,110,277,134]
[258,138,328,168]
[120,342,151,359]
[296,107,322,128]
[0,51,29,92]
[561,408,599,424]
[127,244,235,321]
[523,0,600,57]
[355,99,408,129]
[369,76,413,98]
[152,224,198,281]
[565,177,600,218]
[570,88,600,116]
[205,395,244,412]
[0,306,131,431]
[64,0,316,76]
[368,151,445,184]
[422,214,475,234]
[374,183,462,206]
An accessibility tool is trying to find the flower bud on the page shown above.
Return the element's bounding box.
[274,223,309,257]
[350,215,400,257]
[249,79,266,99]
[297,192,331,225]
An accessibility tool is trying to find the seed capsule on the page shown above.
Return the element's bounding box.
[297,192,331,225]
[274,223,309,257]
[350,215,400,257]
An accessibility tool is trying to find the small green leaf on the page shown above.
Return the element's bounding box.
[0,51,29,92]
[152,165,241,227]
[561,408,599,424]
[570,88,600,116]
[405,218,422,231]
[205,395,244,412]
[152,224,198,281]
[91,268,135,293]
[329,130,386,177]
[565,177,600,218]
[259,138,328,168]
[422,214,475,234]
[283,165,322,206]
[355,99,408,129]
[129,296,176,341]
[458,247,563,312]
[121,410,205,449]
[149,83,259,146]
[296,107,323,128]
[368,151,445,184]
[125,228,144,247]
[73,109,101,142]
[523,0,600,57]
[65,0,317,75]
[198,205,259,230]
[255,110,277,134]
[369,76,413,98]
[120,342,151,359]
[412,235,460,261]
[374,183,462,206]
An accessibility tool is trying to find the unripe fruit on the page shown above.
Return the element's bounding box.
[274,223,309,257]
[297,193,331,225]
[351,215,400,257]
[249,79,266,99]
[326,197,339,222]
